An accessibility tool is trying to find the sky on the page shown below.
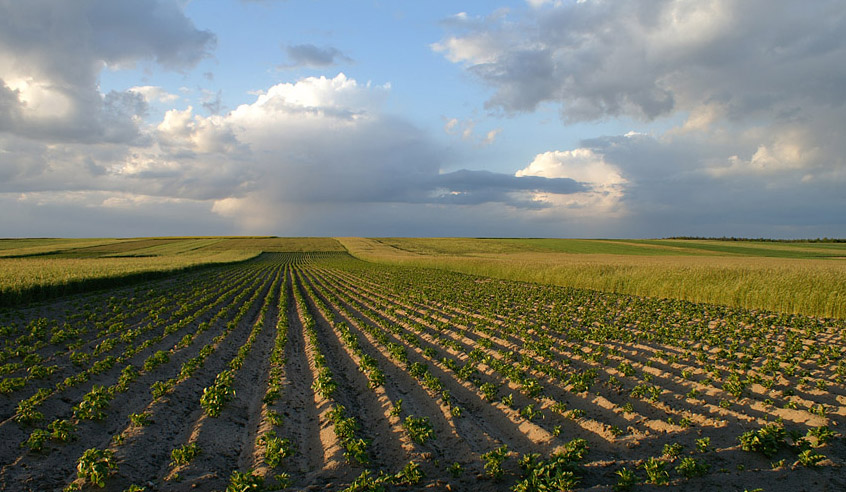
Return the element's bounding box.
[1,0,845,238]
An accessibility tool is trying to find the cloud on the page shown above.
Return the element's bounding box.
[567,131,846,237]
[129,85,180,103]
[200,89,223,115]
[517,148,628,217]
[442,117,502,146]
[0,191,230,237]
[0,0,214,143]
[3,71,600,236]
[426,169,585,209]
[431,1,846,237]
[281,44,353,69]
[434,1,846,124]
[483,128,502,145]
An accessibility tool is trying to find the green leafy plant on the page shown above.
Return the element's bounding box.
[259,431,293,467]
[226,469,264,491]
[24,428,50,452]
[170,443,201,467]
[675,457,709,478]
[73,385,111,420]
[613,467,638,491]
[142,350,169,372]
[151,379,176,399]
[796,449,825,468]
[76,448,117,488]
[393,461,423,486]
[389,399,403,418]
[480,382,499,401]
[48,419,75,442]
[200,370,235,417]
[312,368,337,399]
[520,404,542,421]
[513,440,589,492]
[481,444,509,480]
[129,412,152,427]
[807,426,836,446]
[641,457,669,485]
[267,409,284,427]
[739,424,786,457]
[662,442,684,460]
[404,416,434,444]
[448,461,463,478]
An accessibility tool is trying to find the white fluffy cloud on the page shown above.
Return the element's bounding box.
[0,0,214,143]
[517,148,627,216]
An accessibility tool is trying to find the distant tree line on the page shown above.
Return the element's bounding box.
[665,236,845,243]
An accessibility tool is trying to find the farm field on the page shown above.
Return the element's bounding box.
[339,238,846,319]
[0,237,344,307]
[0,248,843,491]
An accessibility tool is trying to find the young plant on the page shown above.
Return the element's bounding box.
[129,412,152,427]
[739,424,786,457]
[267,409,284,427]
[796,449,825,468]
[259,431,293,467]
[48,419,75,442]
[170,443,201,467]
[76,448,117,488]
[676,457,709,478]
[404,416,435,444]
[481,444,509,480]
[25,429,50,453]
[662,442,684,460]
[613,467,638,491]
[393,461,424,486]
[641,457,669,485]
[448,461,463,478]
[226,469,263,492]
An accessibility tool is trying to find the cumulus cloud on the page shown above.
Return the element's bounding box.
[517,148,628,217]
[3,69,596,236]
[432,0,846,237]
[212,74,584,210]
[0,0,214,143]
[434,0,846,124]
[281,44,353,69]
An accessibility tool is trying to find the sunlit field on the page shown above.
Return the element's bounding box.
[0,238,843,490]
[340,238,846,319]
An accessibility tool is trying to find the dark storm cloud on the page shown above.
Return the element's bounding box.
[425,169,585,208]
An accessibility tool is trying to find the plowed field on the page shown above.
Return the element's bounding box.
[1,253,843,491]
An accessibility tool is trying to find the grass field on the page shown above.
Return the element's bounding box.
[338,238,846,319]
